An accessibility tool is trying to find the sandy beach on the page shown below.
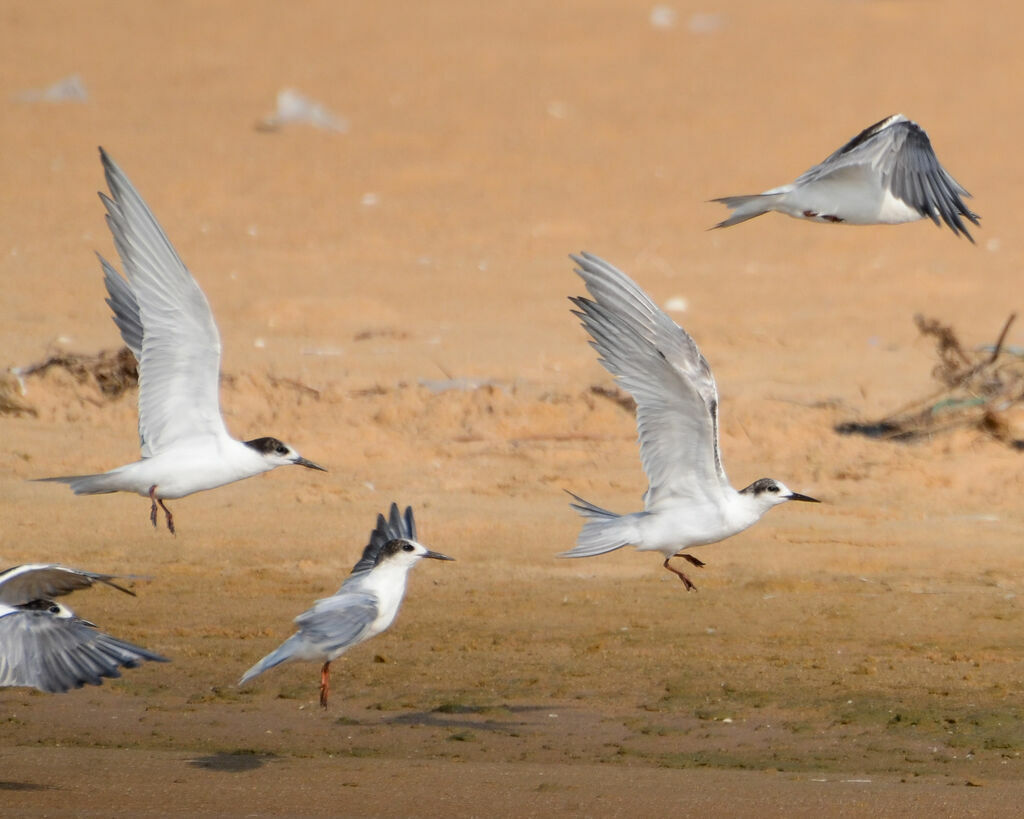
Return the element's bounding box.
[3,1,1024,814]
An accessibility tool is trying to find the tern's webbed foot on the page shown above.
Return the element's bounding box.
[663,557,699,591]
[158,498,175,535]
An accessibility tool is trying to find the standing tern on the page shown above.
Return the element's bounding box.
[239,503,453,708]
[0,564,168,693]
[560,253,819,589]
[711,114,979,241]
[38,149,326,533]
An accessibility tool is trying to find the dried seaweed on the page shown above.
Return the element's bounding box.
[15,346,139,397]
[837,313,1024,445]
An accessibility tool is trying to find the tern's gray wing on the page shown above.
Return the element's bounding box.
[0,609,168,693]
[98,148,228,455]
[99,254,149,452]
[293,591,379,656]
[347,503,416,580]
[795,114,979,240]
[0,564,133,606]
[571,253,728,509]
[100,255,143,361]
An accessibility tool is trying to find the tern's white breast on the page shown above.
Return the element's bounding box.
[113,436,275,498]
[637,490,764,556]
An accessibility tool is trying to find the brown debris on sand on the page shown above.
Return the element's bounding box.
[837,313,1024,446]
[16,346,139,397]
[1,346,138,417]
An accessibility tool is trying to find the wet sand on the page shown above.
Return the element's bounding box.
[3,0,1024,815]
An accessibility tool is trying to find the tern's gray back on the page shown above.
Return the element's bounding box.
[293,591,380,655]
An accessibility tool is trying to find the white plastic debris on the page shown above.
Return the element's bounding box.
[257,88,349,133]
[649,5,677,29]
[689,13,724,34]
[16,74,88,103]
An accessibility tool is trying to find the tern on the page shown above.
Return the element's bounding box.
[0,564,168,693]
[38,149,326,533]
[239,503,453,708]
[560,253,819,589]
[711,114,979,241]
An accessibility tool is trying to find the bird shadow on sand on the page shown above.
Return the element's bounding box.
[189,752,279,773]
[0,781,56,791]
[383,704,555,732]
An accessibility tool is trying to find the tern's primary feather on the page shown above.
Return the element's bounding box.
[0,564,135,604]
[349,503,417,578]
[0,610,167,693]
[712,114,979,240]
[100,255,143,362]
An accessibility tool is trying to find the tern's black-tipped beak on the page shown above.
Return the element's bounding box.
[423,550,454,561]
[787,492,820,503]
[293,456,327,472]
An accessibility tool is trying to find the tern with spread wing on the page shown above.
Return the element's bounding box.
[38,149,326,533]
[712,114,979,241]
[560,253,819,589]
[0,564,167,693]
[239,504,453,708]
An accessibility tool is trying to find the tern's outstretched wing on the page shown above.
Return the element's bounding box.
[98,148,228,455]
[795,114,979,240]
[571,253,728,509]
[0,608,168,693]
[0,564,134,606]
[347,503,417,581]
[293,591,380,655]
[100,255,144,359]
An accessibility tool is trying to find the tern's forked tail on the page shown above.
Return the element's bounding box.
[34,473,120,495]
[710,193,784,229]
[560,491,637,558]
[238,634,300,686]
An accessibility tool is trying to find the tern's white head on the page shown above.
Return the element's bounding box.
[372,538,454,572]
[19,598,79,620]
[739,478,820,514]
[244,437,327,471]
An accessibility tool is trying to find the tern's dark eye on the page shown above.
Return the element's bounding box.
[767,485,779,493]
[275,444,288,455]
[48,605,60,614]
[402,543,415,552]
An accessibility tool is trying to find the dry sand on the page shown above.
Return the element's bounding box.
[4,0,1024,815]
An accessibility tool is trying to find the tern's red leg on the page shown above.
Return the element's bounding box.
[663,557,698,591]
[158,498,175,535]
[677,553,705,568]
[148,485,159,529]
[320,661,331,709]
